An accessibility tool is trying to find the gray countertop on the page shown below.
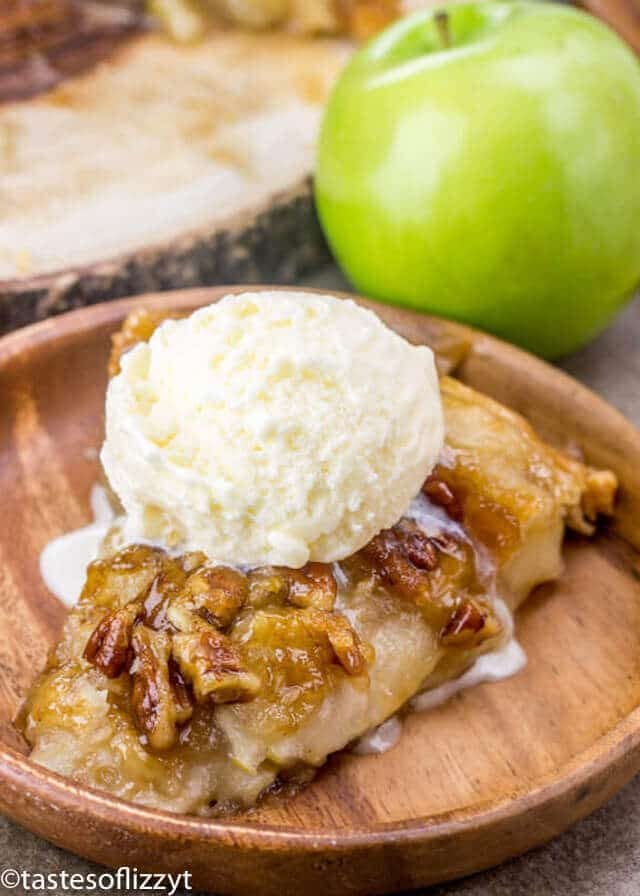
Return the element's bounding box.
[1,268,639,896]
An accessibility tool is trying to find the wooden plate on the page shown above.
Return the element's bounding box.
[1,286,640,896]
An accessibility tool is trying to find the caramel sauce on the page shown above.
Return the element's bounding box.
[425,461,521,562]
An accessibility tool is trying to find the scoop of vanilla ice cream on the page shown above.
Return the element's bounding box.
[101,291,444,568]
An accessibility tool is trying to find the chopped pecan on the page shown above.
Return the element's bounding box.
[248,563,337,612]
[301,608,371,676]
[168,565,248,631]
[440,600,501,648]
[172,623,260,704]
[287,563,338,611]
[83,602,139,678]
[401,529,439,571]
[80,543,365,747]
[130,625,193,751]
[358,519,503,647]
[422,476,464,522]
[82,546,260,746]
[360,519,438,604]
[141,558,189,631]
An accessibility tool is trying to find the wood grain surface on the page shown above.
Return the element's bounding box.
[0,287,640,896]
[0,178,330,336]
[579,0,640,53]
[0,1,143,102]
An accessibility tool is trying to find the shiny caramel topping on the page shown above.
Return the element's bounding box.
[83,601,138,678]
[82,546,367,750]
[248,562,337,612]
[237,604,371,730]
[300,606,371,676]
[355,518,502,648]
[425,463,521,559]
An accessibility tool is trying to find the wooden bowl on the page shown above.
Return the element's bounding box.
[1,286,640,896]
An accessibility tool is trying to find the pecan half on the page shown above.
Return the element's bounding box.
[83,602,139,678]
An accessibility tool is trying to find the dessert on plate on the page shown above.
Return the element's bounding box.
[20,291,616,815]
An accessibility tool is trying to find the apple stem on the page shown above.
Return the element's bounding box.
[434,10,451,49]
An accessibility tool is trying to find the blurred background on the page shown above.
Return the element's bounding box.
[0,0,636,336]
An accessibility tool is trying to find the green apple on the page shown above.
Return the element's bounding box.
[315,1,640,358]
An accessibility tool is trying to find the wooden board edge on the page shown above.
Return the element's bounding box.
[0,178,329,336]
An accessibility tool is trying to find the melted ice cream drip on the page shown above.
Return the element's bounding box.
[352,716,403,755]
[39,484,114,607]
[410,633,526,713]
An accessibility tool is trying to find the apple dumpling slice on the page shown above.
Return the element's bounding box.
[19,311,616,814]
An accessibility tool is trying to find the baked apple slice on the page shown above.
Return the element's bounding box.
[19,312,616,814]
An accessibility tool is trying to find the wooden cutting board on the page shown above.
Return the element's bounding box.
[0,1,348,334]
[0,0,636,336]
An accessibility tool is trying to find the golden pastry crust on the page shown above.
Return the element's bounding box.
[432,377,616,606]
